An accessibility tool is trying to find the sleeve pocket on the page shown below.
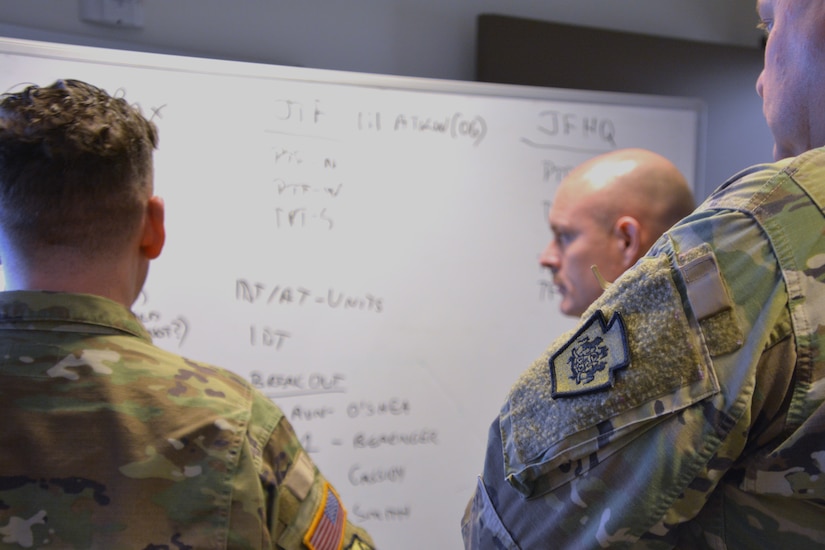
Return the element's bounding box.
[501,249,727,499]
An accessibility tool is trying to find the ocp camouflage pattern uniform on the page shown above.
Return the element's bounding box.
[0,291,374,550]
[462,147,825,548]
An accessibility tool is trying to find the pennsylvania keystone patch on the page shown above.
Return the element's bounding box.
[550,310,629,397]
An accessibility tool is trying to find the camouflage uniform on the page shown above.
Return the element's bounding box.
[462,147,825,549]
[0,291,374,550]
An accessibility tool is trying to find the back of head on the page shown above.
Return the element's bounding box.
[0,79,158,259]
[579,148,695,249]
[621,148,696,244]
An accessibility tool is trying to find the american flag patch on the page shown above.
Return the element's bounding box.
[304,481,347,550]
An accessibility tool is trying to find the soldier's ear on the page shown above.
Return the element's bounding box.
[613,215,642,268]
[140,196,166,260]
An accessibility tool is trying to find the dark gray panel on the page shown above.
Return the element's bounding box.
[476,14,773,199]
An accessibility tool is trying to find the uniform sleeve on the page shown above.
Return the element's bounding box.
[463,207,792,549]
[252,395,376,549]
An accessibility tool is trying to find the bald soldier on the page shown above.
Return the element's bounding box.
[540,148,695,317]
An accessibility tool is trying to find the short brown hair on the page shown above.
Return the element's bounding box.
[0,79,158,254]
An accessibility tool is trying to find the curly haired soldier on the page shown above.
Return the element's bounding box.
[0,79,374,550]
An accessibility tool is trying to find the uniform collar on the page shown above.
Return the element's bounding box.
[0,290,152,341]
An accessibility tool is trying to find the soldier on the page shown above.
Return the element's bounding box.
[463,0,825,547]
[540,148,695,317]
[0,79,374,549]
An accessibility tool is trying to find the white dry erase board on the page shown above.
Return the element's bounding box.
[0,36,704,549]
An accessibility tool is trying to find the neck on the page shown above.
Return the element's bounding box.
[1,247,145,308]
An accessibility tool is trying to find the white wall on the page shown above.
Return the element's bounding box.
[0,0,763,81]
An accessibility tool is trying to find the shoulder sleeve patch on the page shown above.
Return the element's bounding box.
[344,535,375,550]
[550,311,629,397]
[303,481,347,550]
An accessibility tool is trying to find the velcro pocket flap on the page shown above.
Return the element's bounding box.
[501,252,724,498]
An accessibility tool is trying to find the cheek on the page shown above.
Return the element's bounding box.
[563,242,606,281]
[762,45,787,110]
[802,43,825,146]
[768,40,821,154]
[563,241,596,267]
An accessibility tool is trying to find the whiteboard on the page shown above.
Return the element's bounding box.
[0,36,704,549]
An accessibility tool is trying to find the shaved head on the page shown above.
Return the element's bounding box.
[541,148,695,316]
[569,148,695,251]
